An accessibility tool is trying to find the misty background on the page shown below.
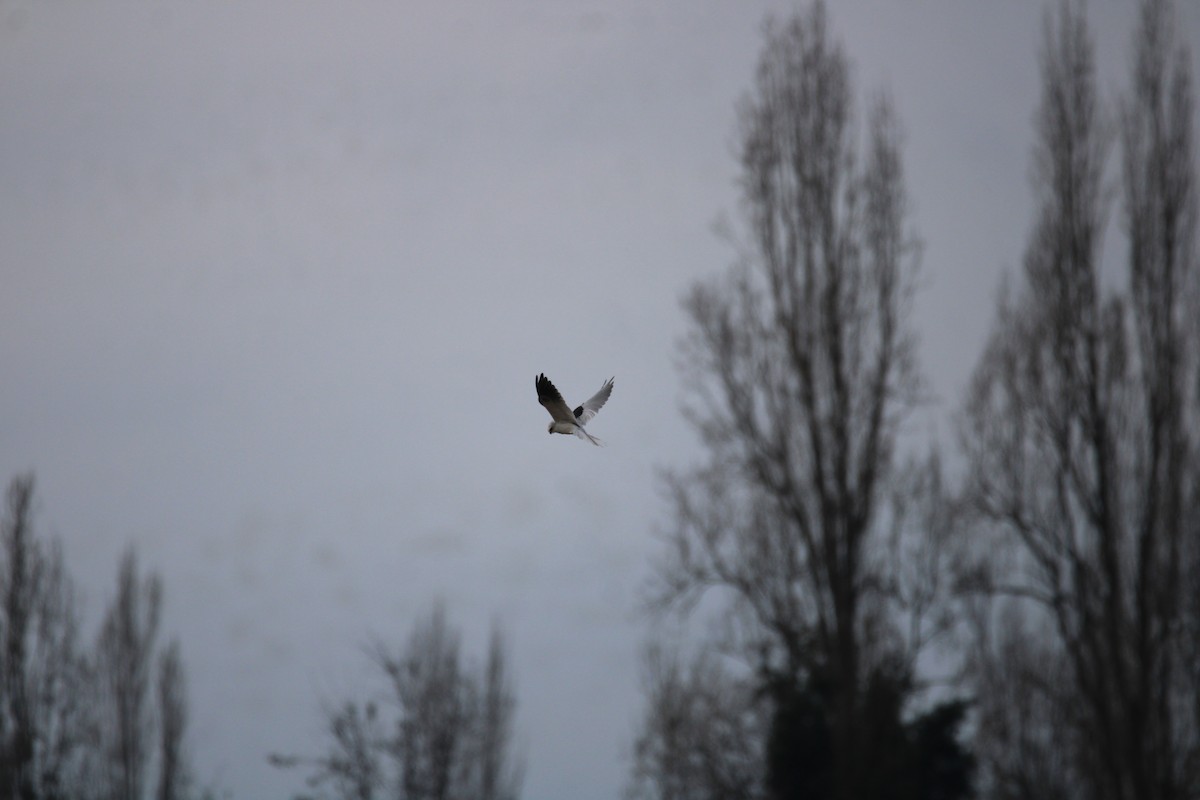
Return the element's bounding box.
[3,2,1199,799]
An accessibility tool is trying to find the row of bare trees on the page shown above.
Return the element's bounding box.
[2,471,525,800]
[272,604,522,800]
[0,475,191,800]
[631,1,1199,799]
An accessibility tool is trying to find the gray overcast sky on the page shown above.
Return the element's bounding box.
[2,2,1196,799]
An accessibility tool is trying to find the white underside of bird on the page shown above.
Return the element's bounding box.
[536,373,614,446]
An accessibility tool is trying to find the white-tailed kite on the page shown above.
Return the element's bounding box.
[536,373,614,446]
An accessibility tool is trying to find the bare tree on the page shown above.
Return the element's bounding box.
[96,547,163,800]
[961,598,1077,800]
[473,629,520,800]
[156,639,188,800]
[275,604,522,800]
[647,3,935,798]
[269,700,384,800]
[0,479,197,800]
[0,475,89,800]
[960,1,1200,798]
[0,475,39,800]
[881,450,967,670]
[378,603,472,800]
[625,643,765,800]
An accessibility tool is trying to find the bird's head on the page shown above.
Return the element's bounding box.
[547,422,555,434]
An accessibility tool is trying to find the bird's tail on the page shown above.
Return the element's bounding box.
[575,427,604,447]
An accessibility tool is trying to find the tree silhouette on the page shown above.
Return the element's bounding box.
[156,639,188,800]
[0,475,89,800]
[274,604,521,800]
[764,661,972,800]
[96,548,163,800]
[960,1,1200,797]
[641,3,969,799]
[0,475,196,800]
[626,644,764,800]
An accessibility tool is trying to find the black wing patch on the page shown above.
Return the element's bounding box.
[573,405,584,419]
[536,373,562,406]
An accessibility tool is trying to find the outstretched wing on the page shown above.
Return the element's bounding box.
[536,374,576,424]
[573,377,614,425]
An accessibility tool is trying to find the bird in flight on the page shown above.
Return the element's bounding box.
[536,373,614,446]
